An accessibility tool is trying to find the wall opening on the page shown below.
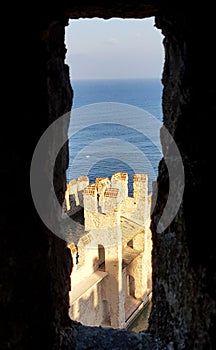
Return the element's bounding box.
[127,239,133,248]
[128,275,135,297]
[65,16,164,331]
[98,244,105,271]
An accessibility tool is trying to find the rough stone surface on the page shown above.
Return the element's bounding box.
[1,2,216,350]
[149,8,216,349]
[1,10,73,350]
[74,324,158,350]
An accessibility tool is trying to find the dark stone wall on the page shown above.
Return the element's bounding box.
[0,10,73,350]
[1,2,215,350]
[149,7,216,349]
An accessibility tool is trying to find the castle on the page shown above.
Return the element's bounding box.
[65,172,152,329]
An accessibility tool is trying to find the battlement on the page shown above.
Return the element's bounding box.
[112,172,128,180]
[64,176,89,212]
[133,174,147,182]
[96,177,110,187]
[133,173,148,200]
[96,177,111,198]
[69,172,152,330]
[104,188,119,198]
[65,172,150,227]
[83,178,120,215]
[83,184,98,213]
[111,172,128,201]
[84,184,97,197]
[77,176,89,191]
[78,176,89,182]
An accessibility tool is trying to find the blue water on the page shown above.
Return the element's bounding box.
[67,78,163,195]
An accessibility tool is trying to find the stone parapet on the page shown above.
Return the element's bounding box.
[111,172,128,201]
[83,184,98,215]
[104,188,120,213]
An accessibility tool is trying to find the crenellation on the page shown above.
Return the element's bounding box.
[64,177,89,214]
[111,171,128,201]
[103,188,120,213]
[96,178,110,196]
[77,176,89,191]
[112,171,128,180]
[133,173,148,225]
[104,188,119,198]
[133,174,148,199]
[68,171,152,329]
[65,179,80,212]
[84,184,97,196]
[96,177,110,190]
[96,177,111,212]
[133,173,147,182]
[68,179,77,194]
[83,185,98,220]
[77,176,89,207]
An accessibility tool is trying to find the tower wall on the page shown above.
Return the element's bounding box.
[66,176,89,212]
[133,174,148,225]
[77,176,89,207]
[83,185,98,230]
[111,172,128,201]
[103,243,125,328]
[126,254,145,300]
[96,177,110,212]
[103,188,120,213]
[68,179,79,207]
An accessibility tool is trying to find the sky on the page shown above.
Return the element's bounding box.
[65,17,164,80]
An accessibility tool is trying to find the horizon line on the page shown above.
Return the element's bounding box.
[70,77,162,82]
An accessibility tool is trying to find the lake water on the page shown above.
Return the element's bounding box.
[67,78,163,194]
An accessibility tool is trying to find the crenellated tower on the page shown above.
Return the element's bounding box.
[67,172,152,329]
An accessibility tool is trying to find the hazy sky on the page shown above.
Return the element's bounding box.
[65,17,164,80]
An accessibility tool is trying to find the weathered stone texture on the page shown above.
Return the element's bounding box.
[1,11,73,350]
[1,2,216,350]
[149,7,216,349]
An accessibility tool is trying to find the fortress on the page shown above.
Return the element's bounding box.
[65,172,152,329]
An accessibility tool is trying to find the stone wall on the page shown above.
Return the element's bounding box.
[69,281,105,327]
[149,8,216,349]
[126,254,145,300]
[65,176,89,212]
[1,2,216,350]
[1,9,74,350]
